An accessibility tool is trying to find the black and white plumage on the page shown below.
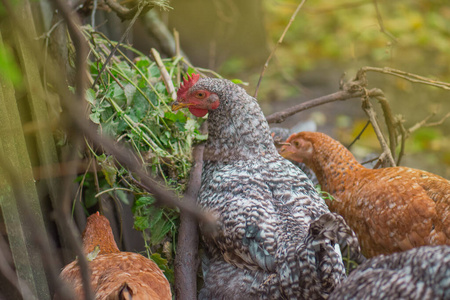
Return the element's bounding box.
[172,75,361,299]
[329,245,450,300]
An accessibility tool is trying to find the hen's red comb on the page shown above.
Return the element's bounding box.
[177,73,200,100]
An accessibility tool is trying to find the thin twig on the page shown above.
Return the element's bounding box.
[91,0,98,28]
[48,0,94,298]
[373,0,397,43]
[347,120,370,149]
[409,112,450,133]
[397,112,450,165]
[92,4,145,88]
[254,0,307,98]
[361,66,450,90]
[151,48,177,100]
[396,117,407,166]
[174,29,181,85]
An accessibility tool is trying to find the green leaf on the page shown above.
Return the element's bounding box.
[90,112,100,124]
[98,155,117,186]
[150,216,173,246]
[231,79,249,86]
[184,119,197,132]
[134,215,150,231]
[124,83,137,106]
[135,58,150,69]
[150,252,174,283]
[148,65,160,78]
[86,88,96,104]
[164,110,187,123]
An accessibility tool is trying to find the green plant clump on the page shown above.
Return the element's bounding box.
[80,27,207,282]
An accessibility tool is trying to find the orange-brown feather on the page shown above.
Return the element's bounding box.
[59,213,172,300]
[280,131,450,257]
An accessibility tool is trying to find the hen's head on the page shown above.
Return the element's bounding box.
[279,131,317,164]
[82,212,120,255]
[171,74,220,117]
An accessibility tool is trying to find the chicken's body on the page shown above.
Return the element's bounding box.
[329,245,450,300]
[172,76,361,299]
[59,213,171,300]
[280,131,450,258]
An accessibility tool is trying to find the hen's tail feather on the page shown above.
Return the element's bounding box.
[310,212,365,265]
[118,283,132,300]
[297,213,363,298]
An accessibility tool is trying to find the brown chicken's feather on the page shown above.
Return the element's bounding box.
[280,131,450,257]
[59,213,171,300]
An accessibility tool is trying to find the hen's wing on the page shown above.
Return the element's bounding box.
[403,167,450,244]
[200,156,354,298]
[341,169,437,257]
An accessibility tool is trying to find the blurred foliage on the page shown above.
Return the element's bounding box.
[76,26,209,282]
[0,42,22,86]
[263,0,450,77]
[254,0,450,176]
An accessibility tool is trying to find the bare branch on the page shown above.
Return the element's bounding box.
[374,95,397,159]
[174,140,205,300]
[266,88,384,124]
[361,96,396,167]
[361,66,450,90]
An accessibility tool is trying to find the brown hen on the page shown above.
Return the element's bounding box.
[280,131,450,258]
[59,212,171,300]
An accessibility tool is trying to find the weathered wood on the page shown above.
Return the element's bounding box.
[174,142,204,300]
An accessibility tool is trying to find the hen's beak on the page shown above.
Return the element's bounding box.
[171,101,193,111]
[279,145,293,158]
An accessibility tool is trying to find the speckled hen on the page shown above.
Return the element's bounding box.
[58,212,172,300]
[280,131,450,258]
[172,74,361,299]
[329,245,450,300]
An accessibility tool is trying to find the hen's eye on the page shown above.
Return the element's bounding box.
[196,92,206,99]
[293,141,300,147]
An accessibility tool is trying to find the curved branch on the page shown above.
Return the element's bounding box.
[266,88,384,124]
